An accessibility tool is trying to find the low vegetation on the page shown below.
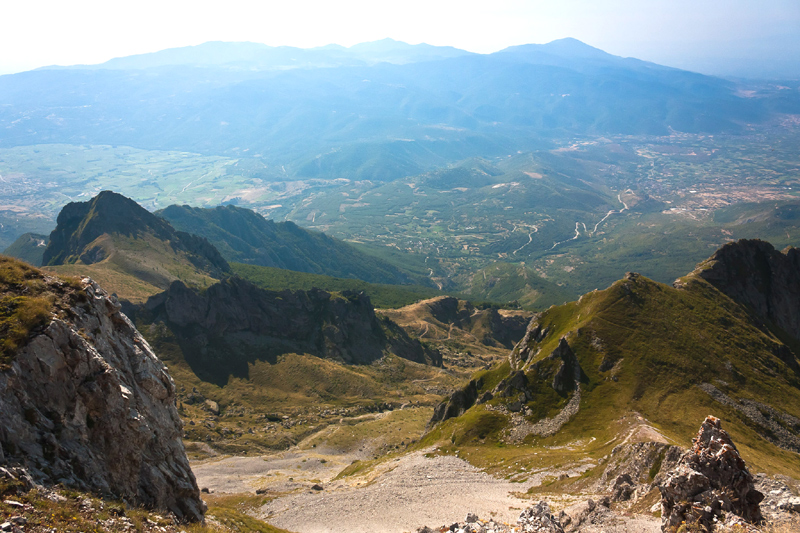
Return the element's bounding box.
[0,256,85,368]
[0,480,290,533]
[232,262,443,309]
[419,270,800,480]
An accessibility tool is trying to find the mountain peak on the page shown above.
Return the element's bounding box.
[690,238,800,341]
[42,191,229,293]
[44,191,177,265]
[496,38,612,61]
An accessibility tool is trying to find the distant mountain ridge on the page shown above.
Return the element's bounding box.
[2,38,789,182]
[47,38,474,71]
[158,204,418,285]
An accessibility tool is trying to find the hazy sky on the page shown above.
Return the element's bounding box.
[3,0,799,77]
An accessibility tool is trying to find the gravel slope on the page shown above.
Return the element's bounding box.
[259,451,541,533]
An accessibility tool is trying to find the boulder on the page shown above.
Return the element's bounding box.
[659,416,763,532]
[517,501,565,533]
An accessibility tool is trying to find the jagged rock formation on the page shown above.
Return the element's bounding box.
[659,416,763,532]
[428,378,482,427]
[516,502,566,533]
[137,277,440,385]
[427,336,583,435]
[0,272,204,521]
[599,441,683,504]
[693,239,800,341]
[419,296,531,349]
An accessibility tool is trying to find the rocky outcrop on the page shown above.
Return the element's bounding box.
[516,502,566,533]
[693,239,800,342]
[428,378,483,427]
[549,338,581,394]
[512,320,548,367]
[138,278,440,385]
[659,416,763,532]
[0,277,204,522]
[600,441,683,500]
[415,502,566,533]
[428,337,583,435]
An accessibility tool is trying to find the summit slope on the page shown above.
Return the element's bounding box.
[426,239,800,477]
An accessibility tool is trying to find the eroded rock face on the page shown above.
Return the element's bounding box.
[0,278,204,522]
[427,377,483,428]
[694,239,800,342]
[659,416,763,532]
[599,441,683,504]
[139,278,440,385]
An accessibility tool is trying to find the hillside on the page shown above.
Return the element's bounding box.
[135,277,440,384]
[2,232,48,266]
[231,262,442,308]
[425,239,800,479]
[41,191,229,301]
[158,203,420,285]
[124,275,470,456]
[379,296,533,370]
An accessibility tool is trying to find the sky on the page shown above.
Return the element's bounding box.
[2,0,799,78]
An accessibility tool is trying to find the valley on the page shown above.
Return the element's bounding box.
[1,35,800,533]
[3,125,799,306]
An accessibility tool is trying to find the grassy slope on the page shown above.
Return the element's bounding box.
[43,262,164,303]
[43,232,221,303]
[457,261,574,310]
[232,262,443,309]
[422,272,800,478]
[2,233,49,266]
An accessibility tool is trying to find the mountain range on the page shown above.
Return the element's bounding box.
[2,39,795,183]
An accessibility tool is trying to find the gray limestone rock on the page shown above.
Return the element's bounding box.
[659,416,763,532]
[517,501,565,533]
[0,278,204,522]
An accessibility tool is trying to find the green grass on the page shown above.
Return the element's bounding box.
[421,269,800,478]
[232,262,443,308]
[0,256,87,367]
[45,262,164,303]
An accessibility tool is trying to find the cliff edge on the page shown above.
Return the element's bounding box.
[0,257,204,521]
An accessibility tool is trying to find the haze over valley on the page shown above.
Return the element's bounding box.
[1,6,800,532]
